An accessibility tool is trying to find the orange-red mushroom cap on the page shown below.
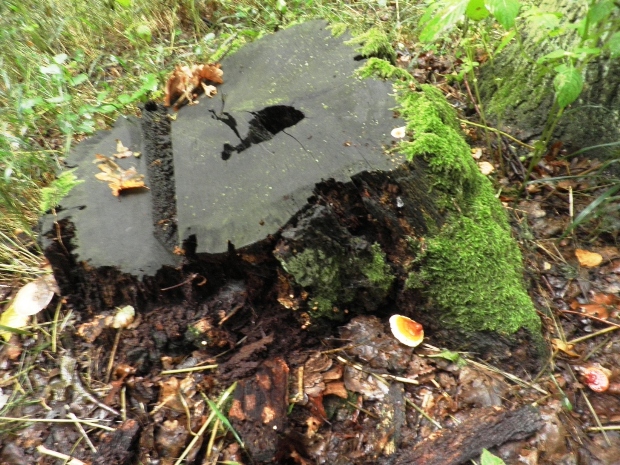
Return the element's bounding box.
[389,315,424,347]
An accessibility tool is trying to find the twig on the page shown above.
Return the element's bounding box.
[568,325,619,344]
[60,355,120,416]
[51,300,62,353]
[161,364,218,375]
[561,309,620,329]
[345,400,378,419]
[458,118,535,149]
[588,425,620,431]
[105,328,122,383]
[173,382,238,465]
[36,445,86,465]
[468,360,548,395]
[67,411,97,453]
[581,390,611,446]
[0,416,114,431]
[405,397,442,429]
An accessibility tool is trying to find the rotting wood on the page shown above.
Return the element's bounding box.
[93,419,140,465]
[390,405,543,465]
[228,357,289,462]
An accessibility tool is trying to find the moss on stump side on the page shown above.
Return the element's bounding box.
[280,240,395,319]
[396,82,540,336]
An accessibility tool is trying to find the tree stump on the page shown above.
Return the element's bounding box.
[41,21,544,374]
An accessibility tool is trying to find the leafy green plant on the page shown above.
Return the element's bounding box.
[39,168,83,213]
[418,0,620,187]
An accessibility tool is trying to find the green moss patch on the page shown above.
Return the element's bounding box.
[394,82,539,335]
[280,241,394,319]
[345,27,396,63]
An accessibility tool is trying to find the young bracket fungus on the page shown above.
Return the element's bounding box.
[389,315,424,347]
[580,365,611,393]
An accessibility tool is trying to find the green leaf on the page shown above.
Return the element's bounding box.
[18,97,44,111]
[69,73,88,86]
[486,0,521,29]
[97,104,119,113]
[53,53,68,65]
[276,0,287,12]
[140,73,158,91]
[135,24,152,43]
[495,29,516,54]
[526,12,561,31]
[573,47,601,60]
[45,95,71,104]
[115,0,131,7]
[77,119,96,134]
[0,324,31,337]
[536,49,567,64]
[553,65,583,109]
[606,32,620,58]
[205,398,245,447]
[428,349,467,366]
[117,94,134,105]
[419,0,470,42]
[588,0,614,24]
[563,183,620,238]
[480,449,506,465]
[466,0,489,21]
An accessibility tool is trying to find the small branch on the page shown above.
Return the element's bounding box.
[458,119,535,149]
[36,445,87,465]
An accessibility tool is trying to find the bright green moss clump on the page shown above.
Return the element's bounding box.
[357,57,412,80]
[394,82,540,335]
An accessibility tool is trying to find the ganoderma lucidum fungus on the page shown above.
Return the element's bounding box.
[389,315,424,347]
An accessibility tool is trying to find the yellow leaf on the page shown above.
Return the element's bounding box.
[0,306,30,342]
[551,338,579,357]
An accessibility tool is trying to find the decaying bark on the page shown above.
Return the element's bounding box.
[93,419,141,465]
[228,358,290,462]
[392,406,543,465]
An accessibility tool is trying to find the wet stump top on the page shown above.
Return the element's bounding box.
[43,20,405,276]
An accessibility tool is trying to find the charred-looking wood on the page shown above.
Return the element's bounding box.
[142,101,179,250]
[93,419,141,465]
[141,101,178,251]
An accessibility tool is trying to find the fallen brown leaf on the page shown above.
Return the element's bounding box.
[552,338,579,357]
[576,248,603,268]
[114,139,133,158]
[164,63,223,109]
[94,154,148,197]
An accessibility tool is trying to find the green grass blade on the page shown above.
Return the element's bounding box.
[562,182,620,238]
[205,397,245,448]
